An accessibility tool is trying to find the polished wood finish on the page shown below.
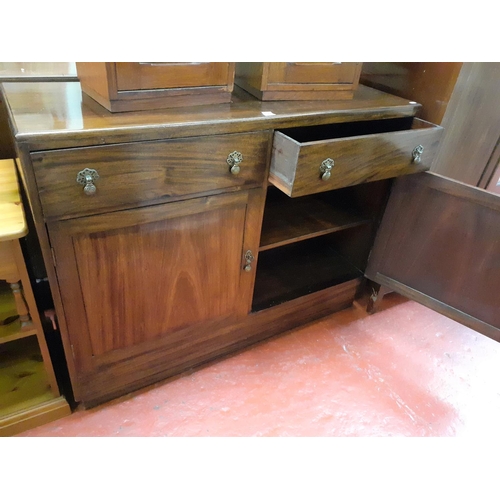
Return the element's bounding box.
[115,62,233,90]
[431,63,500,186]
[366,172,500,341]
[79,280,360,407]
[47,190,263,400]
[76,62,235,112]
[235,63,362,101]
[32,131,270,219]
[360,63,462,125]
[7,79,499,409]
[0,82,423,406]
[270,118,442,197]
[1,82,419,151]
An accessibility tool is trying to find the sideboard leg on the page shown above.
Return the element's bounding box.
[367,283,391,314]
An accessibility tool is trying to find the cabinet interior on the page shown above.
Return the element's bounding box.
[278,116,414,143]
[252,180,392,312]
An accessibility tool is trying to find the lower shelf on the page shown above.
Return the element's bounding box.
[0,336,71,435]
[252,236,363,312]
[0,336,54,418]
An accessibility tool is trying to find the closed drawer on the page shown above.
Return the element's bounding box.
[235,62,362,101]
[269,117,443,197]
[32,131,270,219]
[115,62,234,91]
[267,62,361,86]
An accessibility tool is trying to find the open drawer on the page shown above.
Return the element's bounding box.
[269,117,443,197]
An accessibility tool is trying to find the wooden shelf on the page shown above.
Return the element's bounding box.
[0,325,37,345]
[252,237,363,312]
[259,190,371,251]
[0,283,37,345]
[0,336,54,419]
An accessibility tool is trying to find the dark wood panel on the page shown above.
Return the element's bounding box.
[49,191,253,374]
[366,172,500,339]
[235,63,362,101]
[75,204,246,356]
[360,62,462,125]
[32,131,270,219]
[1,82,419,151]
[431,63,500,186]
[76,280,360,407]
[259,187,371,251]
[115,62,233,90]
[268,62,360,85]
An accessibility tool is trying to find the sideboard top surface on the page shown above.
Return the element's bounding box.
[1,82,420,151]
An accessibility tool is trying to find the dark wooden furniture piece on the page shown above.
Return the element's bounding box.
[2,81,499,408]
[76,62,235,112]
[235,63,362,101]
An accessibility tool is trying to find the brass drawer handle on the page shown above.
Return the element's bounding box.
[320,158,334,181]
[412,145,424,164]
[227,151,243,175]
[76,168,99,196]
[243,250,254,272]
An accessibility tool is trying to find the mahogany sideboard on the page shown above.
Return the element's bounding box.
[2,81,499,407]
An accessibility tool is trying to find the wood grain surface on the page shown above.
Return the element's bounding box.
[270,118,443,197]
[1,82,419,151]
[366,172,500,340]
[32,131,270,219]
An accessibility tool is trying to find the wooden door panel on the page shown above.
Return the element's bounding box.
[366,172,500,340]
[49,191,251,370]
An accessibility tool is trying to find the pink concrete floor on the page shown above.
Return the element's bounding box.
[18,295,500,437]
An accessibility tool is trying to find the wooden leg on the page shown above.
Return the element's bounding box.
[366,283,391,314]
[11,239,60,397]
[8,281,32,329]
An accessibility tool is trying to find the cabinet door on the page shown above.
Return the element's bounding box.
[366,172,500,341]
[48,190,260,402]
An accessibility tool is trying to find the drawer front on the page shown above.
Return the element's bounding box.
[268,62,361,85]
[32,131,270,219]
[115,62,234,91]
[270,119,443,197]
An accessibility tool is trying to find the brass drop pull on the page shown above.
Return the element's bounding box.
[76,168,99,196]
[319,158,334,181]
[227,151,243,175]
[412,145,424,164]
[243,250,254,272]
